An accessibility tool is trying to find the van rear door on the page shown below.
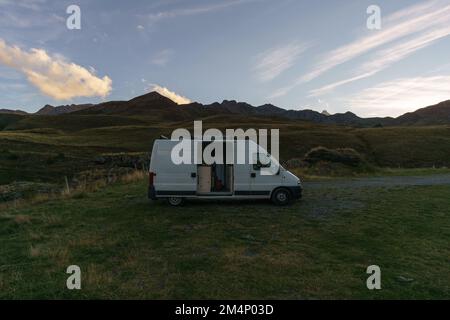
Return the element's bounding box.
[153,140,197,196]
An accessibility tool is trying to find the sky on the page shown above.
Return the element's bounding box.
[0,0,450,117]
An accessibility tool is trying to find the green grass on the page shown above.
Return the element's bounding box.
[1,179,449,299]
[2,115,450,186]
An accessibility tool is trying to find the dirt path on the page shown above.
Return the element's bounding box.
[305,174,450,189]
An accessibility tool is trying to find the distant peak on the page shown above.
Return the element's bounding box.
[129,91,167,101]
[36,104,55,114]
[321,110,331,116]
[222,99,238,104]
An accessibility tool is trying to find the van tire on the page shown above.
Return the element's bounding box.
[166,197,185,206]
[271,188,292,206]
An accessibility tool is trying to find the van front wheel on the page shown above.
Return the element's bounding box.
[167,197,185,206]
[271,188,292,206]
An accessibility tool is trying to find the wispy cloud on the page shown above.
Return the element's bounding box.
[0,39,112,100]
[310,25,450,97]
[146,0,258,23]
[151,49,173,66]
[359,26,450,74]
[0,1,65,44]
[0,0,46,11]
[254,41,310,82]
[309,73,376,97]
[344,75,450,117]
[304,1,450,82]
[271,0,450,98]
[151,84,191,105]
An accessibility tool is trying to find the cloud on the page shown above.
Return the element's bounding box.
[310,25,450,97]
[152,84,191,104]
[309,72,376,97]
[254,42,310,82]
[0,39,112,100]
[146,0,258,23]
[304,1,450,82]
[359,26,450,74]
[344,75,450,117]
[271,0,450,98]
[0,0,57,28]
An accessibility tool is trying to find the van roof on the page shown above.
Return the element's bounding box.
[154,138,256,142]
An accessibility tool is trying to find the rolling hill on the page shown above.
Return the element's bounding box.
[392,100,450,126]
[2,92,450,126]
[1,92,450,187]
[0,109,27,115]
[36,103,94,115]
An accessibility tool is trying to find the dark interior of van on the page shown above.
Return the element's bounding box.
[198,142,233,194]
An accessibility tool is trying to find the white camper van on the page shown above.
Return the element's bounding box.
[148,139,302,206]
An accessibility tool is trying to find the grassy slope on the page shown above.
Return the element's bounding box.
[1,179,449,299]
[2,113,450,185]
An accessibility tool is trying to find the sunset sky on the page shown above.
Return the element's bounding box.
[1,0,450,116]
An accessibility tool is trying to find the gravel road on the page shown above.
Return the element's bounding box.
[304,174,450,189]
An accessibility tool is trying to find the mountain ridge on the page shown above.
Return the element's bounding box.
[1,92,449,127]
[36,103,94,115]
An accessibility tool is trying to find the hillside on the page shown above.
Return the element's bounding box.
[392,100,450,126]
[1,92,450,188]
[36,103,93,115]
[1,111,450,187]
[0,109,28,115]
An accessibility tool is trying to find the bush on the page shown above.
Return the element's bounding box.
[304,146,364,167]
[284,158,308,169]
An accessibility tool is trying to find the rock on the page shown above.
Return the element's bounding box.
[241,234,256,241]
[396,275,414,283]
[94,156,106,164]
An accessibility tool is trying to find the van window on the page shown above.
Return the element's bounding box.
[253,153,271,170]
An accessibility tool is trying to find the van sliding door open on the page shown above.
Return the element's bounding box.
[196,141,233,196]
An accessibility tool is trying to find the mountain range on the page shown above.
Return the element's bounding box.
[1,92,450,127]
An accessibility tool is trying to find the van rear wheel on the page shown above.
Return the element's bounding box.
[271,188,292,206]
[167,197,185,206]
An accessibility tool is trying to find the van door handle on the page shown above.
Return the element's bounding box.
[191,172,197,178]
[250,173,256,178]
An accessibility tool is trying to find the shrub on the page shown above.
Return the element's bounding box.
[284,158,308,169]
[304,146,364,167]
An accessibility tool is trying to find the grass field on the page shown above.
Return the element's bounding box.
[1,112,449,299]
[1,113,450,187]
[1,177,449,299]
